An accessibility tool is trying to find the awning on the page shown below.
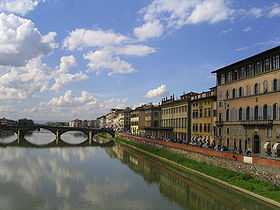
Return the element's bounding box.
[264,142,271,151]
[273,143,280,151]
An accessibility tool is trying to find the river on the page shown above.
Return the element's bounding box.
[0,129,278,210]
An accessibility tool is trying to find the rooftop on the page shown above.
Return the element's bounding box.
[212,45,280,74]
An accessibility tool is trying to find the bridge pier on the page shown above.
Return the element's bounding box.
[17,129,22,144]
[88,131,93,145]
[56,130,61,145]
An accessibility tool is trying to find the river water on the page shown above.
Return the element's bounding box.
[0,130,278,210]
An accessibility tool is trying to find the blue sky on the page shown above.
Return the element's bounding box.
[0,0,280,121]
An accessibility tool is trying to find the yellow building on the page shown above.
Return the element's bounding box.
[213,46,280,156]
[191,88,217,146]
[161,92,196,142]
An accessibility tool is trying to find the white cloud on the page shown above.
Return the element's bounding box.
[84,50,135,76]
[48,90,97,108]
[63,28,128,51]
[83,44,155,75]
[0,13,57,66]
[242,26,252,32]
[0,0,42,15]
[269,4,280,17]
[135,0,233,40]
[145,84,168,98]
[30,91,128,120]
[0,57,51,100]
[114,45,156,56]
[0,55,89,100]
[187,0,232,24]
[246,7,263,18]
[134,20,164,41]
[51,55,88,91]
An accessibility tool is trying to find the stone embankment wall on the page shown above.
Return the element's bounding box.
[120,134,280,186]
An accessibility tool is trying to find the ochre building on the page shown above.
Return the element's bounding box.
[213,46,280,157]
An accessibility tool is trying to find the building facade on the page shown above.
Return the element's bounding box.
[69,119,82,128]
[142,104,161,138]
[0,118,17,126]
[191,88,217,146]
[97,115,106,128]
[160,93,196,142]
[213,46,280,156]
[130,106,146,135]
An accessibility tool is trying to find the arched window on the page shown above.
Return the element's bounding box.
[226,90,229,99]
[239,87,243,97]
[226,109,230,121]
[263,80,268,93]
[273,79,278,91]
[273,103,278,120]
[246,106,250,121]
[254,106,259,120]
[254,83,259,95]
[263,104,268,120]
[232,88,236,98]
[239,108,243,121]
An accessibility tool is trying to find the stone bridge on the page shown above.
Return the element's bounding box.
[0,124,115,146]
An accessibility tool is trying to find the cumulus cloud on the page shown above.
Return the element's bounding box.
[24,91,128,120]
[145,84,168,98]
[0,0,42,15]
[84,50,135,76]
[0,13,57,66]
[134,20,164,41]
[269,4,280,17]
[114,45,156,56]
[0,55,88,100]
[0,57,51,100]
[134,0,233,40]
[83,44,156,75]
[63,28,128,51]
[48,90,97,108]
[51,55,88,91]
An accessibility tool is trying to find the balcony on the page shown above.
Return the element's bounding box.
[241,120,273,127]
[215,120,273,127]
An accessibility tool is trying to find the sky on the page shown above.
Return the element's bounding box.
[0,0,280,121]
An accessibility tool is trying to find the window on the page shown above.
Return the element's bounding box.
[256,61,262,73]
[263,80,268,93]
[254,106,259,120]
[264,58,271,71]
[239,108,243,121]
[239,87,243,97]
[226,90,229,99]
[263,105,268,120]
[254,83,259,95]
[245,139,248,152]
[267,127,272,138]
[246,107,250,121]
[273,79,278,91]
[273,104,278,120]
[232,88,236,98]
[226,109,230,121]
[276,55,280,69]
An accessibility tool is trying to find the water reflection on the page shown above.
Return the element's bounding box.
[109,145,279,210]
[0,132,277,210]
[0,130,17,143]
[24,129,56,145]
[61,131,87,144]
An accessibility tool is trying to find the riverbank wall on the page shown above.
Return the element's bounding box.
[119,134,280,186]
